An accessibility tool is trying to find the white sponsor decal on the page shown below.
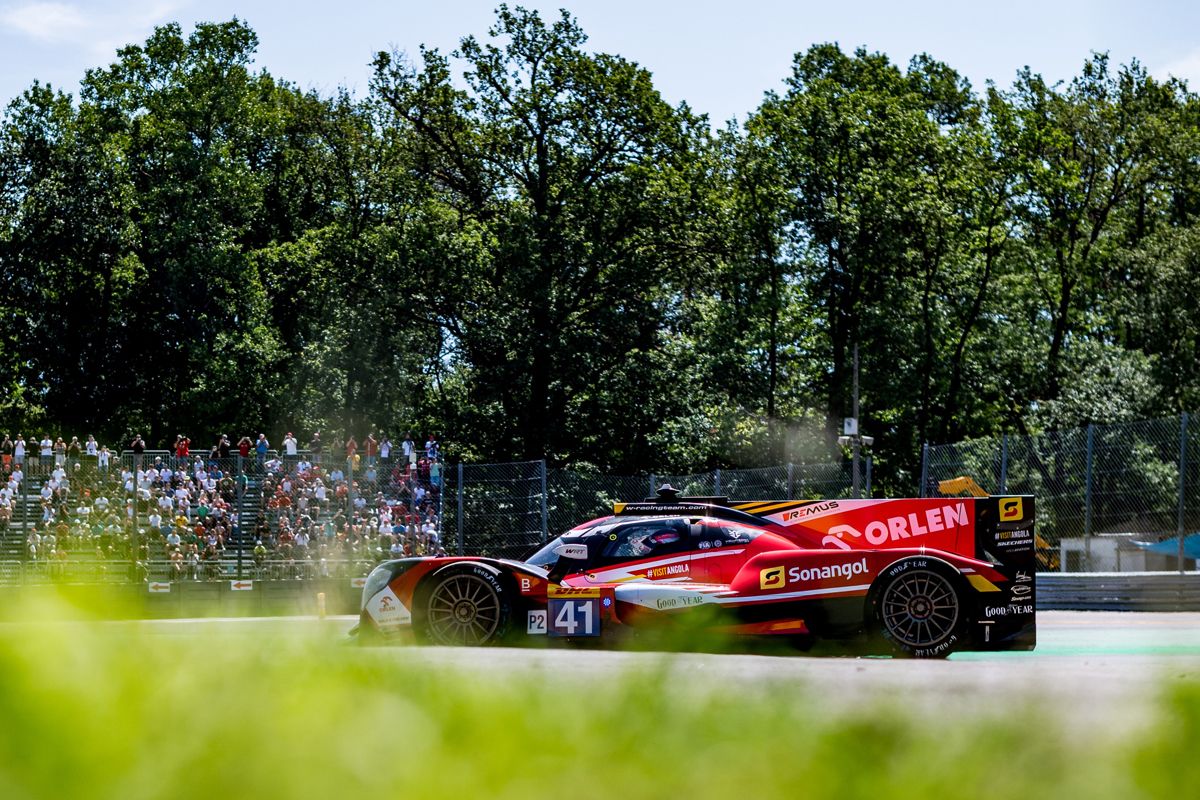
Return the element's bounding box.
[787,558,868,584]
[584,549,743,583]
[821,503,969,550]
[614,583,723,610]
[764,501,843,526]
[367,585,411,629]
[527,609,547,635]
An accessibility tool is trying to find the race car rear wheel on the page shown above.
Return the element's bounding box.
[874,559,966,658]
[421,569,511,646]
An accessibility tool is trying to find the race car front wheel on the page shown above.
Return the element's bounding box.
[420,568,511,646]
[873,558,966,658]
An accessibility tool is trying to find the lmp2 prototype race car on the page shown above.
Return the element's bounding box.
[357,487,1037,657]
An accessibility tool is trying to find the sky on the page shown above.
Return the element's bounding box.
[2,0,1199,125]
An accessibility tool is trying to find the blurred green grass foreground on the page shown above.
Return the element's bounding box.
[1,596,1198,799]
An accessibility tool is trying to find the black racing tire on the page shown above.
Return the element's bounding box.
[871,557,968,659]
[415,565,512,646]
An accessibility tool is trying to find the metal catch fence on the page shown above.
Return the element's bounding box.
[922,413,1198,572]
[444,461,855,559]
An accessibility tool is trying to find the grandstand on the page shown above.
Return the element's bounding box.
[0,448,444,585]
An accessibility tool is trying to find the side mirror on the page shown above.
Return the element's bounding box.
[553,543,588,560]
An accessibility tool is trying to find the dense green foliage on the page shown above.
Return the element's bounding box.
[2,8,1197,491]
[1,605,1200,799]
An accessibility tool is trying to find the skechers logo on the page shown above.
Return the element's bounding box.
[759,566,785,590]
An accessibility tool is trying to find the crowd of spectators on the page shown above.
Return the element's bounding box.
[0,429,445,581]
[253,430,446,578]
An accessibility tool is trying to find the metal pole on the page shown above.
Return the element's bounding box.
[236,454,244,580]
[920,443,929,498]
[852,344,860,500]
[456,462,465,556]
[538,460,549,544]
[865,456,873,498]
[1084,424,1095,571]
[787,463,794,501]
[346,453,354,519]
[1178,412,1189,575]
[1000,434,1009,494]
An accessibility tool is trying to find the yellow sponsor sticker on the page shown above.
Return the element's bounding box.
[548,586,602,598]
[759,566,785,590]
[999,497,1024,522]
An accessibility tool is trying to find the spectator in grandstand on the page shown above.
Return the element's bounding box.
[425,434,438,460]
[84,434,98,472]
[308,431,323,464]
[283,431,298,468]
[98,445,111,473]
[129,434,145,469]
[174,434,190,466]
[255,433,269,471]
[379,434,392,468]
[344,435,359,468]
[170,546,185,580]
[67,436,82,466]
[37,434,52,472]
[237,435,252,467]
[364,433,378,466]
[1,434,12,471]
[402,432,415,466]
[13,435,26,467]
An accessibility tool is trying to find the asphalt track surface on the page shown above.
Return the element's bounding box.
[63,610,1200,728]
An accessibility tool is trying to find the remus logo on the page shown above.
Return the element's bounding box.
[759,566,785,590]
[999,497,1024,522]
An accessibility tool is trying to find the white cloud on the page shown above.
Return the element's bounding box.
[1156,48,1200,90]
[0,2,88,42]
[0,1,187,55]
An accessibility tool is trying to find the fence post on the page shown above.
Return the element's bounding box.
[1000,434,1009,494]
[539,460,549,544]
[714,468,722,496]
[457,463,465,556]
[236,454,244,580]
[919,443,929,498]
[1084,424,1095,571]
[865,457,873,498]
[1178,412,1189,575]
[787,463,794,500]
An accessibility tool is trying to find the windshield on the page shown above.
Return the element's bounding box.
[526,536,568,568]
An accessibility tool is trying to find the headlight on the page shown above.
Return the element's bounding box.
[361,565,394,607]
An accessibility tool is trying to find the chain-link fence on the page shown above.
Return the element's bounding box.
[444,461,856,559]
[923,413,1197,572]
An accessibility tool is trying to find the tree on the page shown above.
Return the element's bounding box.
[370,5,712,467]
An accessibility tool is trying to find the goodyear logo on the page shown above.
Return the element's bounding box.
[759,566,785,590]
[999,497,1024,522]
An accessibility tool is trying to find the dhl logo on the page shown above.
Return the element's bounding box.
[548,586,602,598]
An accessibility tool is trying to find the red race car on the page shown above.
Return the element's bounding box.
[357,487,1037,657]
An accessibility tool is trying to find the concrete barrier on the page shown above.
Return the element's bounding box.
[1038,572,1200,612]
[0,579,363,621]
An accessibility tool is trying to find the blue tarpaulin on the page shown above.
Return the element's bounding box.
[1133,533,1200,560]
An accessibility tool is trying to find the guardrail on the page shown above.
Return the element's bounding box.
[1037,572,1200,611]
[0,558,378,586]
[3,560,1198,611]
